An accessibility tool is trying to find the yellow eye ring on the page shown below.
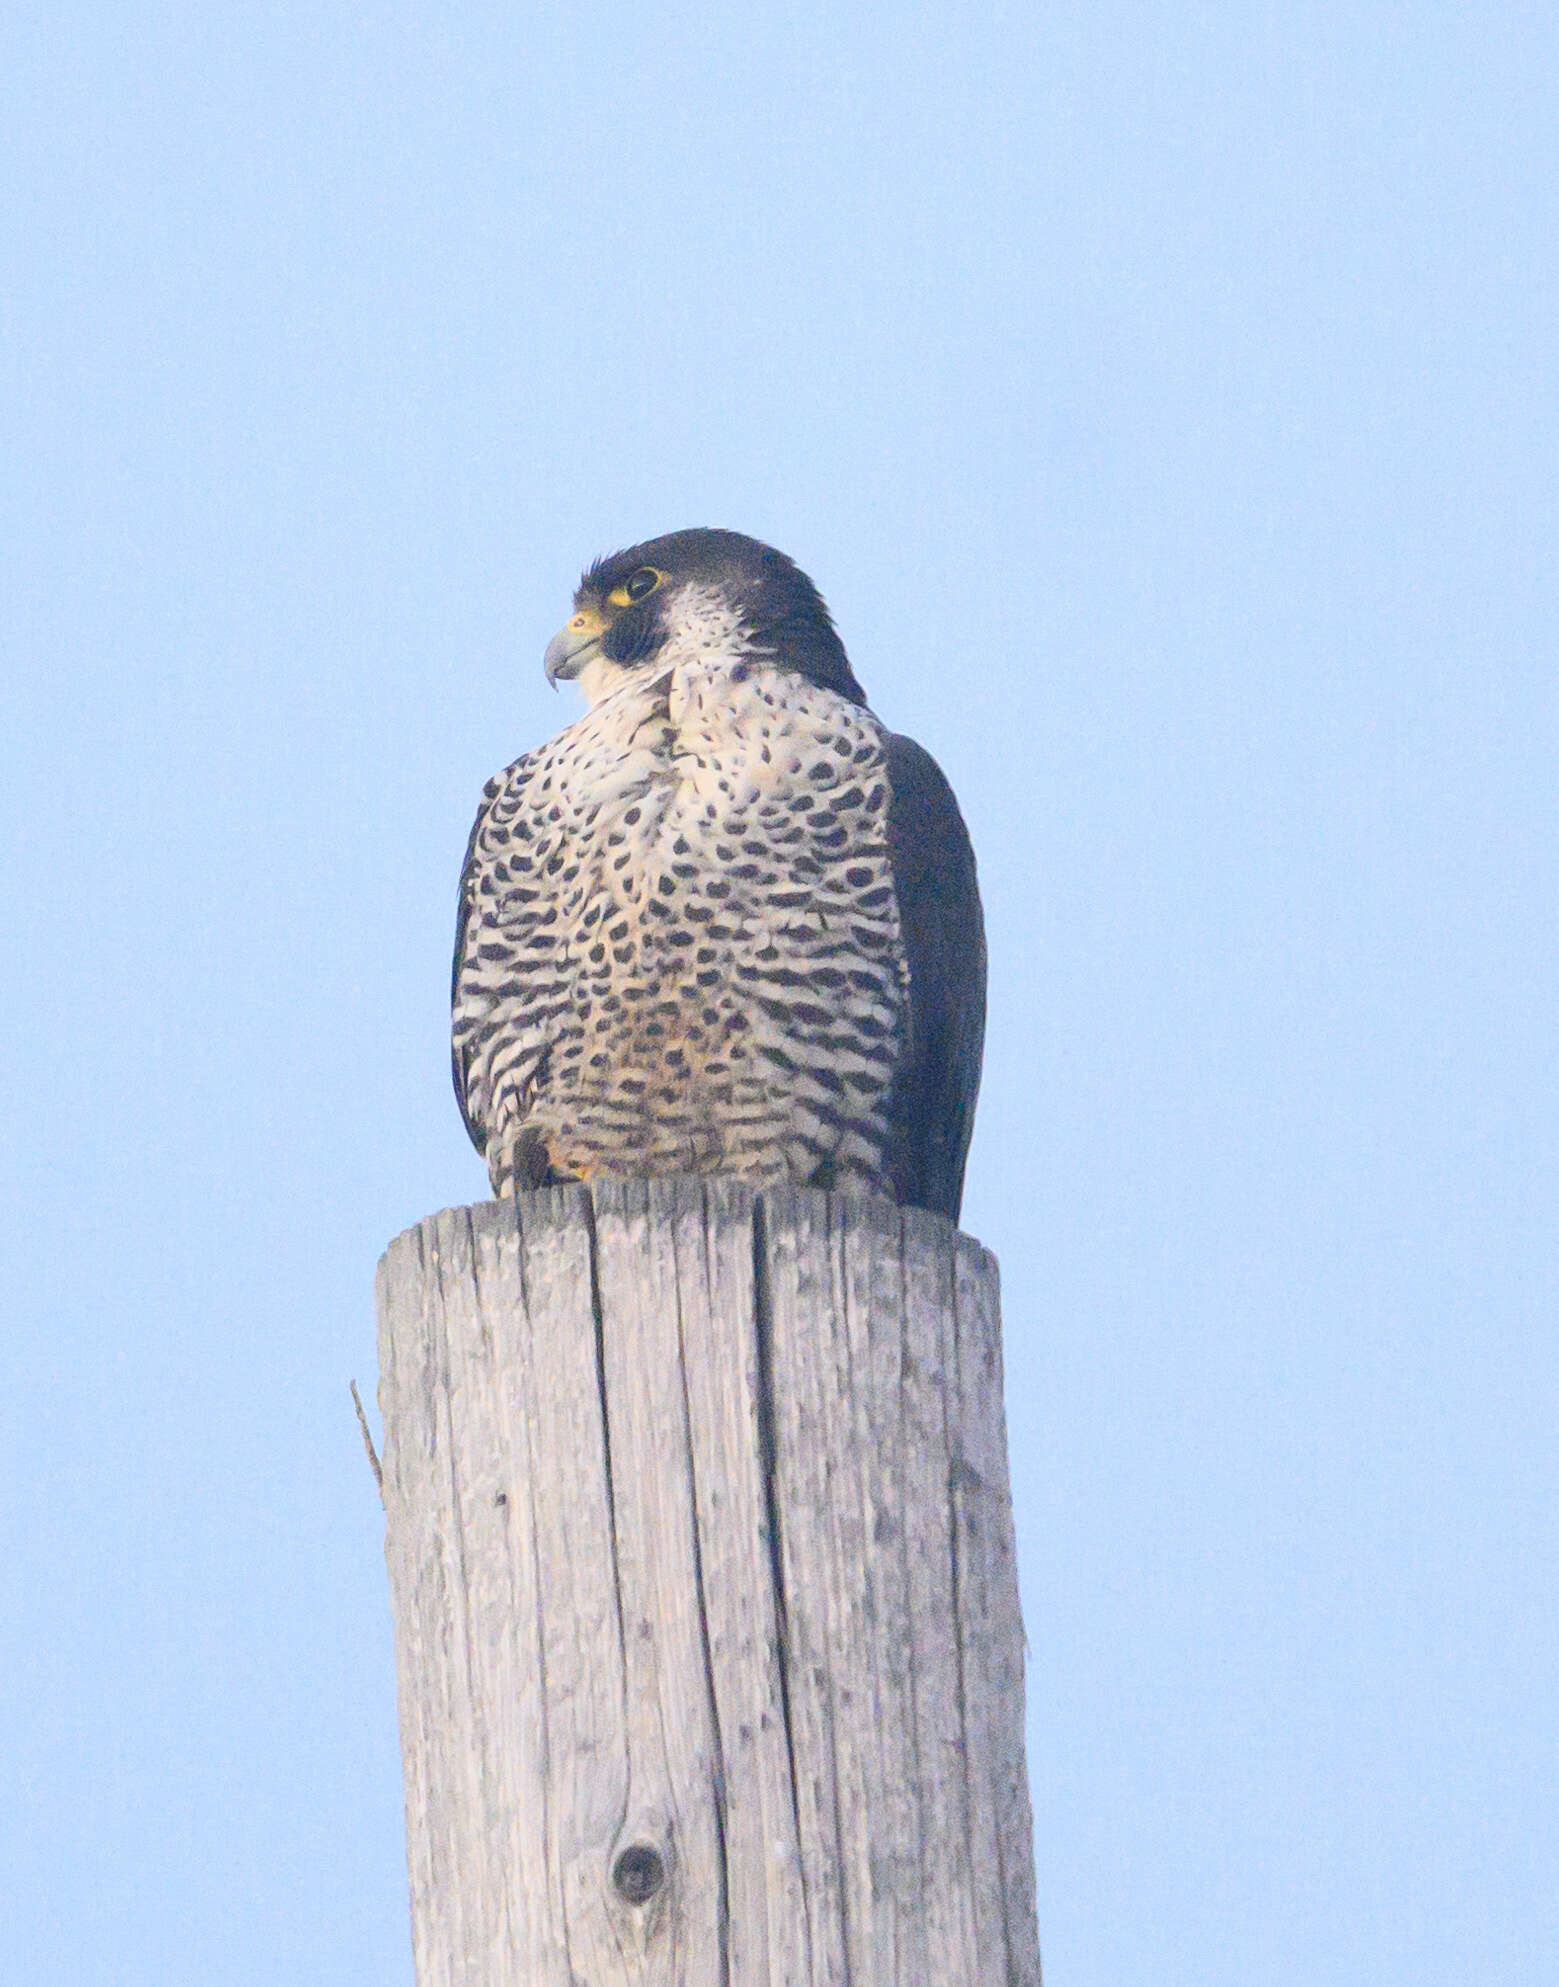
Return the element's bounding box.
[607,567,664,608]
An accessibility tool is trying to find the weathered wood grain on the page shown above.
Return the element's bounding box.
[377,1179,1041,1986]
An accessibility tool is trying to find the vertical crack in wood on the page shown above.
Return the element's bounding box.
[820,1195,858,1987]
[581,1186,630,1827]
[895,1219,933,1946]
[506,1199,567,1980]
[405,1223,443,1975]
[947,1451,982,1976]
[940,1246,980,1973]
[431,1214,489,1972]
[953,1244,1026,1987]
[675,1185,732,1987]
[751,1196,806,1864]
[969,1259,1017,1987]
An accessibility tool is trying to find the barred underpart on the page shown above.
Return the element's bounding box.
[453,627,908,1198]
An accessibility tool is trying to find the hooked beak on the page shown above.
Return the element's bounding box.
[544,606,607,687]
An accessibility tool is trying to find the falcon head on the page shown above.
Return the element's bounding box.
[543,528,866,708]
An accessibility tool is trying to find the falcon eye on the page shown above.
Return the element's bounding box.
[608,567,664,608]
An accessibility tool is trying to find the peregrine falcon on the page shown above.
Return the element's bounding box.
[452,529,985,1221]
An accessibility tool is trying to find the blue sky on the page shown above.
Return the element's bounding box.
[2,3,1555,1981]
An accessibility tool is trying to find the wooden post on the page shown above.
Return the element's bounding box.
[376,1176,1041,1986]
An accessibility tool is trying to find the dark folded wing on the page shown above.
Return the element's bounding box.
[882,732,987,1221]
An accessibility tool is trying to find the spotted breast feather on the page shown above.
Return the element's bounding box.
[452,528,985,1221]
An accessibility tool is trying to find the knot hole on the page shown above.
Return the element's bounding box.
[612,1842,665,1907]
